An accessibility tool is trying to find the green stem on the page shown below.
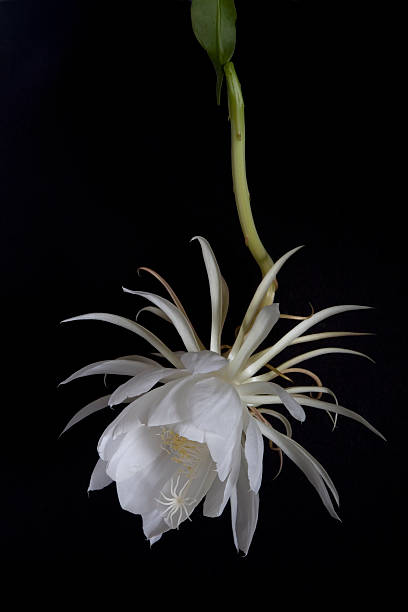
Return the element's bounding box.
[224,61,274,280]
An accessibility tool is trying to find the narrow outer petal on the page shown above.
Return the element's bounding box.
[60,395,111,436]
[192,236,225,354]
[244,416,264,493]
[108,367,188,406]
[88,458,113,492]
[227,304,280,379]
[123,289,201,352]
[256,420,340,519]
[232,449,260,554]
[238,380,306,422]
[61,313,184,368]
[229,246,303,359]
[241,306,371,379]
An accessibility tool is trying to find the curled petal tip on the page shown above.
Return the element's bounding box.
[190,235,206,244]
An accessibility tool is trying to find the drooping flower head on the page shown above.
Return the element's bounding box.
[60,237,384,553]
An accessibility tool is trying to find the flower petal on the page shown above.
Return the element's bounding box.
[136,306,172,323]
[203,476,228,517]
[114,379,194,434]
[258,408,293,437]
[289,395,386,440]
[116,452,177,515]
[60,395,111,436]
[106,425,163,481]
[230,485,239,551]
[229,246,303,359]
[192,236,225,354]
[240,305,371,379]
[61,313,184,368]
[142,508,170,540]
[227,304,280,379]
[238,380,306,422]
[245,391,374,431]
[256,420,340,519]
[232,449,260,555]
[108,367,189,406]
[88,458,112,492]
[60,359,160,386]
[180,350,227,374]
[187,376,242,437]
[244,416,264,493]
[291,331,373,345]
[248,348,373,384]
[123,289,201,352]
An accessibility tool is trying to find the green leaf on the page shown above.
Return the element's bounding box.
[191,0,237,104]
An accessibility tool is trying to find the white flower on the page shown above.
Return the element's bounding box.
[60,237,384,554]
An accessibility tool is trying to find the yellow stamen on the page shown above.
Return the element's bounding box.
[160,428,202,478]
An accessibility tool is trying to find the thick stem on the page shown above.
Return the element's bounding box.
[224,62,275,288]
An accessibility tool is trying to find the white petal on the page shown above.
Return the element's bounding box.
[234,449,260,554]
[187,376,242,437]
[60,395,111,436]
[60,359,159,386]
[115,354,165,367]
[180,350,227,375]
[108,367,188,406]
[123,289,200,352]
[61,313,184,368]
[88,458,112,492]
[112,380,184,436]
[290,395,386,440]
[230,485,239,551]
[97,387,171,459]
[258,408,293,437]
[219,438,242,511]
[244,416,264,493]
[276,347,374,373]
[172,421,207,444]
[149,534,162,546]
[106,425,163,481]
[136,306,172,323]
[116,452,176,515]
[241,305,371,379]
[203,476,228,517]
[227,304,280,379]
[239,380,306,422]
[291,331,373,345]
[192,236,225,354]
[248,348,373,383]
[142,508,170,540]
[229,246,303,359]
[256,420,340,518]
[205,426,238,481]
[98,431,126,463]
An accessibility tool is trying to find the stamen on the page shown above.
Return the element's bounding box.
[160,428,203,478]
[156,475,196,529]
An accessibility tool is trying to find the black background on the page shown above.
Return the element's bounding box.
[1,0,404,602]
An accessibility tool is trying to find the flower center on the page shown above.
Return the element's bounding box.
[160,428,203,478]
